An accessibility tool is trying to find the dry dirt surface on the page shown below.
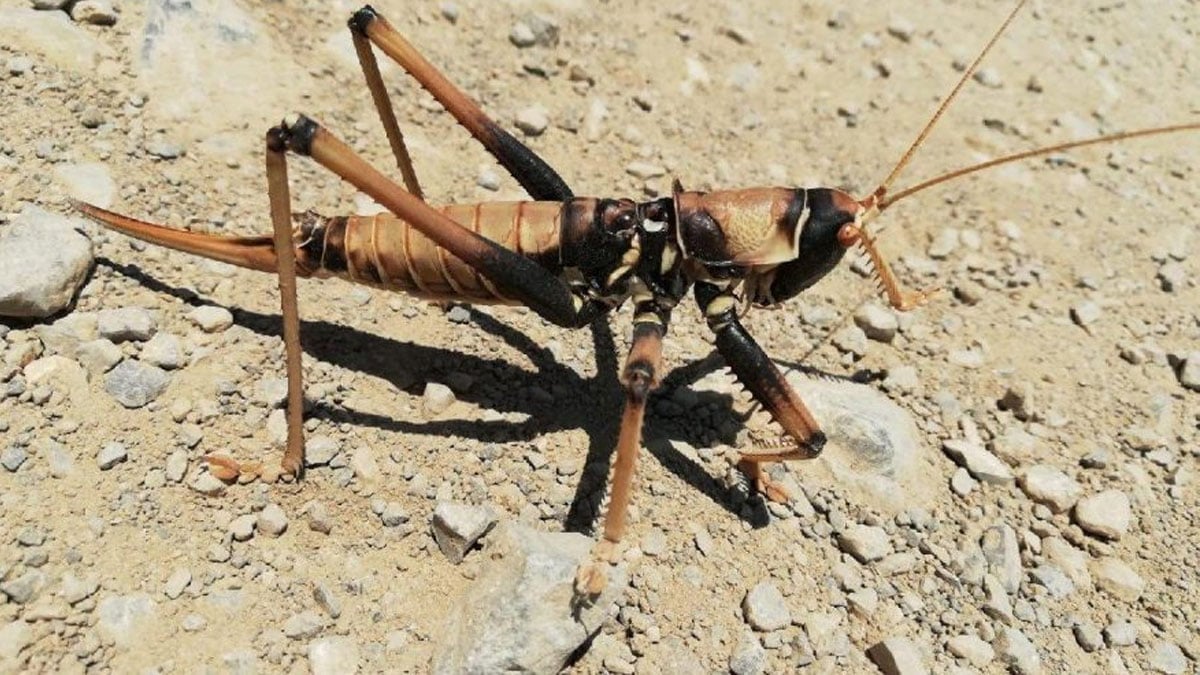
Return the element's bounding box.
[2,0,1199,673]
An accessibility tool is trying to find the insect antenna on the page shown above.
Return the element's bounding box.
[878,122,1200,211]
[867,0,1028,208]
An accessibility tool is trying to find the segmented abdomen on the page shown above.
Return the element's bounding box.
[308,201,567,303]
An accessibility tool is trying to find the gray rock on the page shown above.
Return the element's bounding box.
[140,332,185,370]
[350,446,381,484]
[380,502,409,528]
[313,582,342,619]
[0,206,93,319]
[145,137,185,159]
[1176,351,1200,391]
[1073,622,1103,652]
[187,305,234,333]
[309,636,359,675]
[981,575,1013,624]
[257,504,288,536]
[1029,565,1074,598]
[514,106,550,136]
[994,627,1040,675]
[423,382,456,415]
[1091,557,1145,602]
[1,571,44,604]
[0,620,33,662]
[283,610,325,640]
[190,472,227,497]
[1046,535,1094,583]
[0,9,112,74]
[304,436,340,467]
[34,438,74,478]
[97,307,157,342]
[165,450,189,483]
[729,632,766,675]
[255,377,289,407]
[867,636,927,674]
[943,440,1013,484]
[946,634,993,667]
[1148,641,1188,674]
[432,522,624,675]
[1103,619,1137,647]
[1070,300,1102,327]
[54,162,115,207]
[104,360,171,408]
[980,525,1021,594]
[950,467,976,496]
[164,568,191,599]
[838,525,892,563]
[1,445,27,472]
[1018,465,1081,513]
[432,502,497,564]
[854,303,899,342]
[60,574,99,605]
[229,514,256,541]
[97,594,156,647]
[70,0,118,25]
[308,502,333,534]
[781,371,923,510]
[1073,490,1131,540]
[96,442,128,470]
[742,582,790,632]
[75,339,123,375]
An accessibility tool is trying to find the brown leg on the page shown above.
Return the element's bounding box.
[273,113,603,328]
[695,282,826,502]
[348,6,573,202]
[265,128,306,477]
[350,23,423,199]
[576,312,666,596]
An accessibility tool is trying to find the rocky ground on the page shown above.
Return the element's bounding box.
[1,0,1198,673]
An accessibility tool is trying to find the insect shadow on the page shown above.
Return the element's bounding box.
[99,259,776,531]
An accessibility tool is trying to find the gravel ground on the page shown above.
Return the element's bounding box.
[1,0,1198,673]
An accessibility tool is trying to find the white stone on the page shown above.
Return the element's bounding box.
[1073,490,1131,540]
[1018,465,1081,513]
[742,582,790,632]
[943,440,1013,484]
[1091,557,1145,602]
[946,634,993,667]
[867,636,927,675]
[308,636,360,675]
[838,525,892,563]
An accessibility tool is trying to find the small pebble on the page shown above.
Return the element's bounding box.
[514,106,549,136]
[1073,622,1103,652]
[164,569,191,600]
[187,305,234,333]
[973,67,1003,89]
[867,636,926,674]
[1069,300,1102,327]
[70,0,118,25]
[742,582,790,632]
[1148,641,1188,674]
[729,631,766,675]
[837,524,891,563]
[96,442,127,470]
[1018,465,1081,513]
[423,382,456,415]
[1072,489,1130,540]
[309,636,360,675]
[1176,351,1200,391]
[946,634,993,667]
[1103,619,1137,647]
[97,307,156,342]
[994,627,1041,675]
[308,502,333,534]
[258,504,288,536]
[104,360,170,408]
[283,611,325,640]
[229,514,256,541]
[1091,557,1145,602]
[431,502,496,563]
[854,304,899,342]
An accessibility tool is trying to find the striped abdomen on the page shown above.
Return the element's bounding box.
[301,201,568,304]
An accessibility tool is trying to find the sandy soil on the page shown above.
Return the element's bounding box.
[1,0,1198,673]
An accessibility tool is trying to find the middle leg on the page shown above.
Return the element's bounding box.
[576,302,668,596]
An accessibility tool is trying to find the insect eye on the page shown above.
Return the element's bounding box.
[837,224,861,248]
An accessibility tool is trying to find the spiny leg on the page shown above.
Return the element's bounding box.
[348,6,573,202]
[576,306,667,597]
[274,113,606,328]
[265,127,306,477]
[695,282,825,503]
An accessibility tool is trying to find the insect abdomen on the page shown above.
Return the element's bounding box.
[311,201,567,303]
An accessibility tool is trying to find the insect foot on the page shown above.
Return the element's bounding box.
[573,538,622,599]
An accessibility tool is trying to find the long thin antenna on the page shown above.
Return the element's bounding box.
[879,122,1200,210]
[870,0,1028,201]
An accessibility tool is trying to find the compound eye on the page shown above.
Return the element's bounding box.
[837,224,861,248]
